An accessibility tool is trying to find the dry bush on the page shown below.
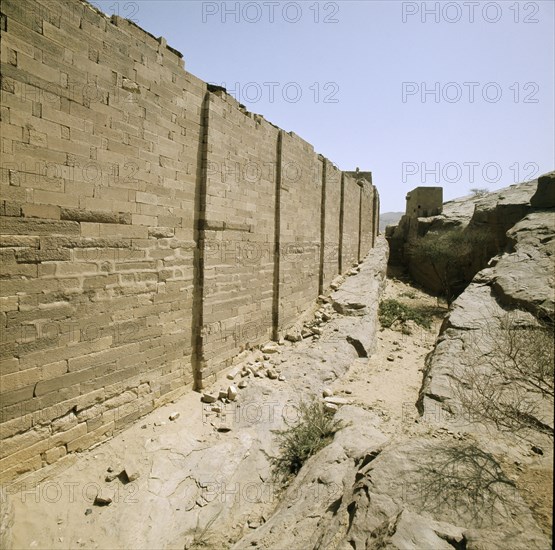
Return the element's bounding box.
[454,310,554,437]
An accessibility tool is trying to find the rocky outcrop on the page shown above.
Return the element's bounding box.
[387,174,553,298]
[330,237,389,357]
[232,407,550,549]
[418,178,554,416]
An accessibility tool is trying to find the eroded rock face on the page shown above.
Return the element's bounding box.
[418,210,555,419]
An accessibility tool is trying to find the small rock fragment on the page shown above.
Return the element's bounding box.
[285,329,302,342]
[124,463,140,482]
[387,355,394,362]
[324,402,339,413]
[323,388,333,398]
[169,412,180,421]
[324,396,350,406]
[227,385,238,401]
[93,495,112,507]
[238,380,247,389]
[85,509,92,516]
[266,369,278,380]
[218,389,228,400]
[278,375,286,382]
[201,393,218,404]
[261,342,280,354]
[227,368,240,380]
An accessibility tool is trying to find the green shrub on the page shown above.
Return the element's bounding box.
[378,298,433,329]
[271,398,345,482]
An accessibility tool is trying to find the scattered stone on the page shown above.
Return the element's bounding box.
[84,509,92,516]
[301,328,313,339]
[322,312,332,322]
[154,421,165,427]
[105,473,118,482]
[248,518,263,529]
[218,389,229,400]
[169,412,180,421]
[278,374,286,382]
[261,342,280,354]
[93,495,112,507]
[324,396,350,406]
[322,388,333,398]
[141,424,147,429]
[201,393,218,404]
[107,466,114,473]
[227,368,240,380]
[227,385,238,401]
[344,389,352,394]
[312,327,323,335]
[238,380,247,389]
[324,402,339,413]
[266,369,278,380]
[531,445,543,455]
[211,405,222,413]
[124,463,140,482]
[285,329,302,342]
[387,355,394,362]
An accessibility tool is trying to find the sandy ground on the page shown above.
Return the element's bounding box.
[332,276,444,438]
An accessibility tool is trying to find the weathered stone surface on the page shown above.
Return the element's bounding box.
[530,171,555,208]
[232,415,549,550]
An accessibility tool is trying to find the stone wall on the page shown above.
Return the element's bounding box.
[405,186,442,218]
[0,0,379,482]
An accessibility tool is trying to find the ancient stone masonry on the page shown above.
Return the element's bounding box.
[0,0,379,481]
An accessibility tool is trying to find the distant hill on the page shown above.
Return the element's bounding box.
[379,212,403,231]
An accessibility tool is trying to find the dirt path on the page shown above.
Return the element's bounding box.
[332,276,444,437]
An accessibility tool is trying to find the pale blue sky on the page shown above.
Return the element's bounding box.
[90,0,554,212]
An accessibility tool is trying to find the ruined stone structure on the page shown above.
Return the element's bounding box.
[0,0,379,481]
[405,186,442,218]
